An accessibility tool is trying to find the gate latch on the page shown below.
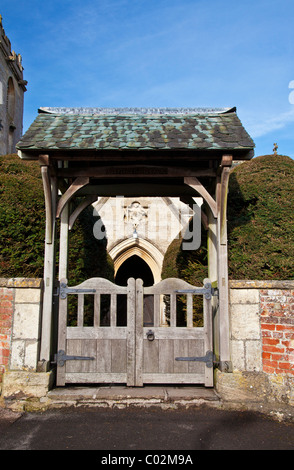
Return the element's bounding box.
[175,350,218,368]
[54,350,95,367]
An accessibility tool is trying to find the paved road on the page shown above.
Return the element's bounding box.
[0,406,294,451]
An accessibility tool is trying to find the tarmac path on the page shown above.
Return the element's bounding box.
[0,405,293,452]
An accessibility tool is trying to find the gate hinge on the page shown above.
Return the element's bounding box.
[175,281,217,300]
[59,282,96,299]
[175,350,219,368]
[53,350,95,367]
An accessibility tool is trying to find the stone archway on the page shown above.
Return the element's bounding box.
[109,238,164,284]
[115,255,154,286]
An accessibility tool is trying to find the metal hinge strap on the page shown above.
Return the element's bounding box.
[175,351,218,368]
[59,282,96,299]
[54,350,95,367]
[175,288,217,300]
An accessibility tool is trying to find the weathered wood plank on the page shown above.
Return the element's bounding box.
[154,294,160,327]
[111,340,127,373]
[94,294,100,327]
[67,326,128,339]
[77,294,84,327]
[170,294,176,327]
[173,339,189,373]
[142,327,204,340]
[186,293,193,328]
[143,339,159,373]
[65,339,82,373]
[110,294,117,327]
[65,373,127,383]
[135,279,144,386]
[142,373,205,384]
[96,339,112,373]
[159,340,174,374]
[127,278,136,386]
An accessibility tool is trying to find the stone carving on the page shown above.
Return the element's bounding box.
[125,201,148,228]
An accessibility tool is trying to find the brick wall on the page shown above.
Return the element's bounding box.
[226,281,294,406]
[0,287,14,386]
[260,288,294,376]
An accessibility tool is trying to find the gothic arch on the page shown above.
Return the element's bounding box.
[109,238,164,284]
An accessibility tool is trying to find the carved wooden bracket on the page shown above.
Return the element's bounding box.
[56,176,90,218]
[184,176,218,218]
[68,194,98,230]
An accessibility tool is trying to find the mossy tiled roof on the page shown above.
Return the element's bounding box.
[17,107,254,152]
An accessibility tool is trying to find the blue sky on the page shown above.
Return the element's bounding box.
[1,0,294,158]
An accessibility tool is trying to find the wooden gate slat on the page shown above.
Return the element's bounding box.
[77,294,84,327]
[186,293,193,328]
[153,294,160,327]
[94,294,100,327]
[110,294,117,327]
[170,294,177,327]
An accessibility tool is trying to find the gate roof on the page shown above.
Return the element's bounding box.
[16,107,254,160]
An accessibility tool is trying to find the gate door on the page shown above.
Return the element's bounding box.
[135,278,214,387]
[56,277,136,386]
[56,277,214,387]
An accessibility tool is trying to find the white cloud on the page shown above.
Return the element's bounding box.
[247,108,294,138]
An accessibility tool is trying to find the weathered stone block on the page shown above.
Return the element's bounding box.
[10,340,25,369]
[230,288,259,305]
[215,370,270,402]
[14,288,41,304]
[245,340,262,371]
[231,339,245,370]
[12,304,41,340]
[2,370,54,399]
[231,304,260,340]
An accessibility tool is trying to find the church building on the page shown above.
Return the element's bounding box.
[0,15,27,155]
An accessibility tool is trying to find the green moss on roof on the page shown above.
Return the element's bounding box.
[17,109,254,152]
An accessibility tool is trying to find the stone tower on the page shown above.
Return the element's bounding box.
[0,15,27,155]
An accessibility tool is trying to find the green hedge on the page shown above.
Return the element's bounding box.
[0,154,114,283]
[227,154,294,280]
[162,154,294,283]
[1,153,293,285]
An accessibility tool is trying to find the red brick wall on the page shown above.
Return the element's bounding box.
[261,289,294,376]
[0,287,14,385]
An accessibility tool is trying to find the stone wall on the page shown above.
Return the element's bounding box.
[216,280,294,407]
[0,278,43,391]
[1,277,294,411]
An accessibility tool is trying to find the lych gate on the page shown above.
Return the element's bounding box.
[16,106,254,388]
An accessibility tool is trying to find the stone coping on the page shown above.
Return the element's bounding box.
[229,280,294,289]
[0,278,43,288]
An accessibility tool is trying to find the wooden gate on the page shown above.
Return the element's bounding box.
[56,277,214,387]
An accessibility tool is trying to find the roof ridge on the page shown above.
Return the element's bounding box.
[38,106,236,116]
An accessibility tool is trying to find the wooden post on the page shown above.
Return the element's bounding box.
[38,159,57,370]
[58,200,69,280]
[216,156,232,372]
[207,211,218,284]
